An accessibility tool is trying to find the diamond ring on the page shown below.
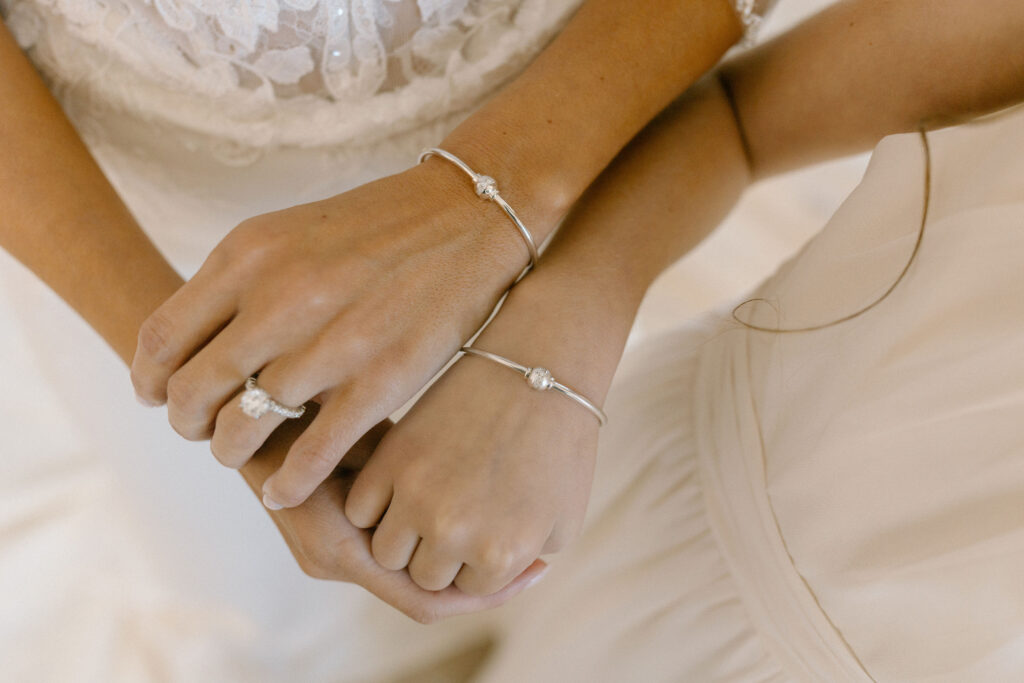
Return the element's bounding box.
[239,376,306,420]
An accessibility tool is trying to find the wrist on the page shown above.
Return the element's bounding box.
[471,262,642,405]
[438,123,574,244]
[402,154,538,288]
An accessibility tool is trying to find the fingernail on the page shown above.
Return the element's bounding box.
[525,566,550,590]
[262,493,284,510]
[135,393,158,408]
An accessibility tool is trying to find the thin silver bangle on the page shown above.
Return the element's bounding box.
[460,346,608,426]
[419,147,540,272]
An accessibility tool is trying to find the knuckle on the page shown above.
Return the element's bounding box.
[392,468,435,507]
[371,540,407,572]
[475,538,529,577]
[409,569,450,593]
[222,223,275,271]
[343,491,378,529]
[166,374,212,441]
[211,415,258,466]
[137,312,176,363]
[423,511,471,547]
[165,371,200,410]
[209,434,248,468]
[296,436,341,478]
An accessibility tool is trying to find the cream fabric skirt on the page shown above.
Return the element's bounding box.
[477,106,1024,682]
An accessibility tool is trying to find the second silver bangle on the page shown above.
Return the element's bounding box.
[419,147,539,272]
[460,346,608,426]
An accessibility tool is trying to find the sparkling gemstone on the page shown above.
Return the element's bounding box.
[474,175,499,199]
[240,387,271,418]
[525,367,554,391]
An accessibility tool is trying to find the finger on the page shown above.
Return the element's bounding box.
[370,509,420,571]
[368,558,550,624]
[407,539,464,592]
[131,264,236,406]
[165,314,285,441]
[287,471,547,624]
[262,382,395,509]
[345,463,395,529]
[454,534,546,597]
[332,506,550,622]
[209,349,327,469]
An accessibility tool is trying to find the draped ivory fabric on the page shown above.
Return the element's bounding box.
[472,107,1024,681]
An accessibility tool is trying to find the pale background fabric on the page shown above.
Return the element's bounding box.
[472,105,1024,682]
[0,1,867,681]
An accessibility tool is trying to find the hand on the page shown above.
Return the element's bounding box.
[239,408,549,623]
[339,262,631,596]
[130,160,546,509]
[343,353,599,596]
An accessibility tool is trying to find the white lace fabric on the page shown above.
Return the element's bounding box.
[1,0,773,163]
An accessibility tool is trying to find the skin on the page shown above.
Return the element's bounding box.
[3,0,1023,619]
[345,0,1024,595]
[0,18,541,623]
[0,0,742,619]
[126,0,746,511]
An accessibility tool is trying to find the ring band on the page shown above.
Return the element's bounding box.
[419,147,540,273]
[240,376,306,420]
[460,346,607,426]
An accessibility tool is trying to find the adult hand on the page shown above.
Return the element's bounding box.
[344,355,598,596]
[240,410,548,623]
[131,160,546,509]
[342,268,622,596]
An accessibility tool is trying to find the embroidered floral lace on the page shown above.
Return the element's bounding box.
[1,0,774,161]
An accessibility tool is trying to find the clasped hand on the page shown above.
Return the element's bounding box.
[130,162,601,618]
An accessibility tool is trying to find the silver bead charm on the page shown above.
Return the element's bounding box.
[474,175,499,199]
[525,367,555,391]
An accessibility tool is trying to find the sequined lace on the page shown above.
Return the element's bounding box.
[1,0,773,162]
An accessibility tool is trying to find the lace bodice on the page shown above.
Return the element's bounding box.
[1,0,773,163]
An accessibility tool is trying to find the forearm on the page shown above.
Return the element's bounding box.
[726,0,1024,178]
[436,0,744,240]
[473,75,749,399]
[482,0,1024,385]
[0,20,182,364]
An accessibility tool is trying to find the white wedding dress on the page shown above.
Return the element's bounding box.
[3,1,1022,681]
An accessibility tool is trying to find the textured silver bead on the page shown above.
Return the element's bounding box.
[460,347,607,426]
[418,147,539,273]
[525,367,554,391]
[474,175,499,199]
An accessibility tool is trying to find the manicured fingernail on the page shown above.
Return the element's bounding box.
[135,393,158,408]
[262,493,284,510]
[525,566,550,590]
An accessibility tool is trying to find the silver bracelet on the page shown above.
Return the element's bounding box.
[419,147,539,272]
[460,346,608,426]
